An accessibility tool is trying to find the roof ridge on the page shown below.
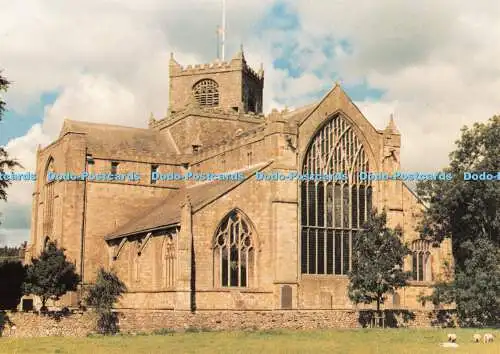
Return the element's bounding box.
[64,119,153,132]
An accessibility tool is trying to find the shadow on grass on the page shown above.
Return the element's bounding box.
[358,310,416,328]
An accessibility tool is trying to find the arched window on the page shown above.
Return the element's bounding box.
[300,114,372,275]
[213,210,254,287]
[411,240,432,282]
[193,79,219,107]
[393,293,401,307]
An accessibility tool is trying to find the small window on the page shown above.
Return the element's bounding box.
[111,161,119,175]
[151,165,159,184]
[87,159,95,173]
[247,151,253,166]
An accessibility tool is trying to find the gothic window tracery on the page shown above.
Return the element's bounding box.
[213,210,254,287]
[193,79,219,107]
[411,240,432,282]
[300,114,372,275]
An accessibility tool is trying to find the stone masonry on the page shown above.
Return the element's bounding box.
[0,309,457,337]
[24,47,453,315]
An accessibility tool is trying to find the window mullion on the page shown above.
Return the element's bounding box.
[238,229,241,287]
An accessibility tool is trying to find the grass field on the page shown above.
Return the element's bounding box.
[1,328,499,354]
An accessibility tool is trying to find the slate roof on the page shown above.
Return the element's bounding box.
[105,161,273,240]
[60,120,178,160]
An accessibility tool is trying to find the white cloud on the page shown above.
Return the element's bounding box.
[280,0,500,172]
[0,124,50,246]
[0,0,278,245]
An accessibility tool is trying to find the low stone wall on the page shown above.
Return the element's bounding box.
[118,310,360,332]
[0,311,96,337]
[0,309,457,338]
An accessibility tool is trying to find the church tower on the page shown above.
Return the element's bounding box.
[168,47,264,115]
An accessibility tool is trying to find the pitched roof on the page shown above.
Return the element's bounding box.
[60,120,178,160]
[105,161,273,240]
[282,103,318,124]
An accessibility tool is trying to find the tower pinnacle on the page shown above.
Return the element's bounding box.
[385,113,400,134]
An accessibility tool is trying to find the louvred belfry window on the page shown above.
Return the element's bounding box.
[300,114,372,275]
[193,79,219,107]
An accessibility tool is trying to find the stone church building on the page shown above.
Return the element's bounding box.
[26,49,452,311]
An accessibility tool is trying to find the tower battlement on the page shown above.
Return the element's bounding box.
[169,53,264,82]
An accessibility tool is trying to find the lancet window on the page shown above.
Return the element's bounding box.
[163,235,176,288]
[411,240,432,282]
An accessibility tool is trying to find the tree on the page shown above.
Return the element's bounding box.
[417,116,500,269]
[424,238,500,327]
[0,72,9,119]
[23,241,80,311]
[0,71,21,201]
[417,116,500,326]
[0,260,26,310]
[84,268,126,334]
[348,209,411,312]
[453,238,500,326]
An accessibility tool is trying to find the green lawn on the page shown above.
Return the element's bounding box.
[1,329,499,354]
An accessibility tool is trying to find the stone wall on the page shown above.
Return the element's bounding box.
[0,311,96,337]
[0,309,457,338]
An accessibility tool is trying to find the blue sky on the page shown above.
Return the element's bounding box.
[1,92,58,145]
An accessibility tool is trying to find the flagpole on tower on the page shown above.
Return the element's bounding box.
[216,26,220,60]
[221,0,226,61]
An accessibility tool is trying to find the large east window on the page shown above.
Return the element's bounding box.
[300,114,372,275]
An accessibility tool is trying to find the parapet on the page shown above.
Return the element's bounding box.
[169,51,264,82]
